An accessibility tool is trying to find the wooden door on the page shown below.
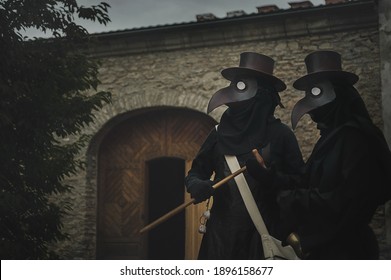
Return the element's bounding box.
[97,107,216,259]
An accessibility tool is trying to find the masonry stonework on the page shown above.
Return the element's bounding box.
[52,1,391,259]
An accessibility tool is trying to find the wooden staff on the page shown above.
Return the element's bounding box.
[139,166,247,234]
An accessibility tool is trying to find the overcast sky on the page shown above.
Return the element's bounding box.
[79,0,325,34]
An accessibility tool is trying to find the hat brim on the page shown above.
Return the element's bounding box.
[221,67,286,92]
[293,71,359,90]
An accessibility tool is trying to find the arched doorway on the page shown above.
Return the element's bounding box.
[96,107,216,259]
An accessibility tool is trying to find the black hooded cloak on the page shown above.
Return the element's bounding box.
[185,88,303,259]
[276,84,391,259]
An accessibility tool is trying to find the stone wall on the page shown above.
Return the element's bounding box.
[93,29,382,159]
[53,0,391,259]
[378,0,391,259]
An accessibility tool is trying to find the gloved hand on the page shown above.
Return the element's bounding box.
[246,158,273,184]
[187,178,214,204]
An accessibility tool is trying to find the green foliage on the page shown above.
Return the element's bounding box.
[0,0,111,259]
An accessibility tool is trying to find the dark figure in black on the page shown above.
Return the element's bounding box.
[185,52,304,259]
[247,50,391,259]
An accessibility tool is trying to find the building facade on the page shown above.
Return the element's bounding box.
[53,0,391,259]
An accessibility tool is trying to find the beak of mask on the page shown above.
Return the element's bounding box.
[207,78,258,114]
[291,81,336,130]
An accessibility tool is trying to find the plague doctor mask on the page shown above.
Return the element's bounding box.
[291,50,359,129]
[207,52,286,113]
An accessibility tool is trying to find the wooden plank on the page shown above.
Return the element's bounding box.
[97,108,216,259]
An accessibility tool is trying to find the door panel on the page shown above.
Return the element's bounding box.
[97,108,216,259]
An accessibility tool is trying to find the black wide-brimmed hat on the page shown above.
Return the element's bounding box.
[221,52,286,92]
[293,50,359,90]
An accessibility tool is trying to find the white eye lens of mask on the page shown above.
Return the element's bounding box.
[236,81,246,91]
[311,87,321,96]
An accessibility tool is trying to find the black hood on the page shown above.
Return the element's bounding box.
[216,88,280,155]
[308,83,391,203]
[309,83,372,136]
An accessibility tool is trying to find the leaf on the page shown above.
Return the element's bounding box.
[0,0,111,259]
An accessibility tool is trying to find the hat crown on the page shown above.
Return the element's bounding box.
[293,50,358,90]
[305,51,342,74]
[221,52,286,91]
[238,52,275,76]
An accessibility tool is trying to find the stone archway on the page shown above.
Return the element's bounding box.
[96,107,216,259]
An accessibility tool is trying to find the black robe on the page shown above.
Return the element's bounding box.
[277,85,391,259]
[186,119,303,259]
